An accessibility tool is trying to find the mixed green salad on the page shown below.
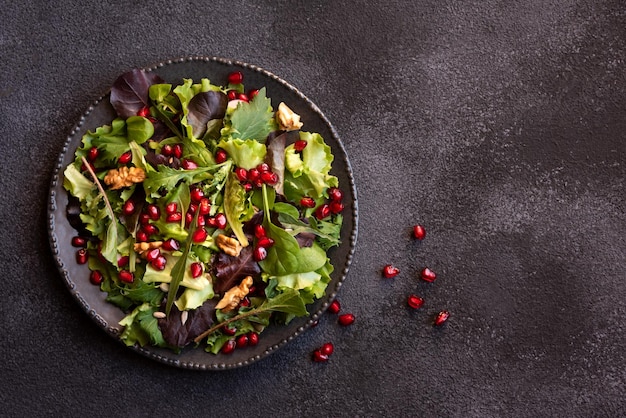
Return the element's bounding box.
[63,68,344,354]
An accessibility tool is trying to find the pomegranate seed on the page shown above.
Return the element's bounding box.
[420,267,437,283]
[254,224,266,239]
[162,238,180,251]
[119,270,134,283]
[81,162,95,172]
[89,270,103,285]
[413,224,426,240]
[214,213,227,229]
[329,201,344,214]
[239,297,251,307]
[257,236,275,248]
[142,223,159,236]
[328,300,341,314]
[243,183,253,192]
[235,167,248,182]
[247,168,260,182]
[182,159,198,170]
[190,187,204,203]
[138,213,151,225]
[185,212,194,227]
[192,227,208,243]
[383,264,400,278]
[166,212,183,223]
[407,295,424,309]
[247,332,259,346]
[228,71,243,84]
[136,230,148,242]
[161,144,173,156]
[254,246,267,261]
[196,215,207,227]
[227,90,237,101]
[315,204,331,219]
[236,334,249,348]
[248,89,259,99]
[434,310,450,326]
[320,342,334,356]
[145,204,160,221]
[300,197,316,208]
[190,262,203,278]
[294,140,307,152]
[221,339,236,354]
[257,163,270,173]
[118,151,132,164]
[253,178,264,188]
[328,187,343,202]
[137,106,150,117]
[151,255,167,271]
[237,93,249,102]
[198,198,211,215]
[165,202,178,214]
[215,149,228,163]
[71,236,87,247]
[338,313,355,326]
[222,325,237,336]
[122,200,136,215]
[117,255,129,267]
[145,248,161,262]
[87,147,99,162]
[76,249,88,264]
[188,203,198,214]
[311,319,319,327]
[312,350,329,363]
[261,171,278,185]
[173,143,183,159]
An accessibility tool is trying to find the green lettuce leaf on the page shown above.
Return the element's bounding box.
[227,87,276,142]
[126,116,154,144]
[63,164,96,200]
[217,138,266,170]
[175,275,214,311]
[223,172,252,247]
[119,303,167,347]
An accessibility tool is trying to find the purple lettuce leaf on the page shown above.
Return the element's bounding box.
[186,91,228,138]
[212,245,261,294]
[110,69,164,118]
[157,299,217,347]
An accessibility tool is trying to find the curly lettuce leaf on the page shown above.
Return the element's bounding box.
[225,88,276,142]
[217,138,266,170]
[63,164,96,200]
[119,302,167,347]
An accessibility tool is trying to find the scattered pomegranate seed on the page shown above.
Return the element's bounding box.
[76,249,88,264]
[236,334,249,348]
[190,187,204,203]
[136,106,150,117]
[142,224,158,236]
[243,183,253,192]
[312,350,329,363]
[257,163,270,173]
[254,224,266,239]
[221,339,236,354]
[227,90,237,101]
[247,168,260,182]
[182,159,198,170]
[328,187,343,202]
[328,300,341,314]
[261,171,278,185]
[136,230,148,242]
[420,267,437,283]
[222,325,237,336]
[118,151,132,164]
[248,89,259,99]
[145,248,160,262]
[228,71,243,84]
[138,213,151,225]
[315,204,331,219]
[294,140,307,152]
[216,149,228,163]
[80,161,95,172]
[161,238,180,251]
[235,167,248,182]
[329,201,344,214]
[192,228,208,243]
[87,147,99,162]
[145,204,160,221]
[407,295,424,309]
[71,236,87,247]
[166,212,182,223]
[247,332,259,346]
[413,224,426,240]
[122,200,136,215]
[173,143,183,159]
[320,342,334,356]
[161,144,173,156]
[198,198,211,215]
[196,215,207,227]
[433,310,450,326]
[117,255,129,267]
[257,237,275,248]
[214,213,227,229]
[239,297,251,307]
[165,202,178,214]
[119,270,134,283]
[89,270,103,285]
[190,262,203,278]
[254,246,268,261]
[237,93,249,102]
[338,313,355,326]
[184,212,193,227]
[151,255,167,271]
[300,197,316,208]
[383,264,400,278]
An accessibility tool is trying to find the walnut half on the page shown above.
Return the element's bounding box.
[215,276,254,312]
[276,102,303,131]
[216,234,242,257]
[104,166,146,190]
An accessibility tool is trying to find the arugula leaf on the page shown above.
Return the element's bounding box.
[143,165,214,198]
[82,119,129,164]
[228,88,276,142]
[119,303,167,347]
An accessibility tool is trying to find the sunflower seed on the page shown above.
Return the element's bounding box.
[153,311,166,319]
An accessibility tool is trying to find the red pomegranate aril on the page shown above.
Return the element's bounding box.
[312,350,329,363]
[145,248,161,262]
[192,227,208,243]
[315,204,331,219]
[236,334,249,348]
[328,299,341,314]
[185,212,194,227]
[190,187,204,203]
[407,295,424,309]
[182,159,198,170]
[383,264,400,278]
[257,163,270,173]
[221,339,236,354]
[328,187,343,202]
[222,325,237,336]
[261,171,278,185]
[227,90,237,101]
[254,224,266,239]
[119,270,134,283]
[247,168,260,182]
[196,215,207,227]
[434,310,450,326]
[254,246,268,261]
[190,262,203,278]
[71,236,87,247]
[173,143,183,159]
[413,224,426,240]
[300,196,316,208]
[165,202,178,214]
[257,236,275,248]
[248,89,259,99]
[151,255,167,271]
[162,238,180,251]
[294,140,307,152]
[89,270,103,285]
[243,182,253,192]
[247,332,259,346]
[87,146,99,162]
[145,204,161,221]
[188,203,198,214]
[228,71,243,84]
[118,151,132,164]
[198,198,211,215]
[215,149,228,163]
[320,342,334,356]
[239,297,251,307]
[338,313,355,326]
[214,213,227,229]
[253,178,264,188]
[235,167,248,182]
[166,212,183,223]
[161,144,173,156]
[329,201,344,214]
[136,230,149,242]
[421,267,437,283]
[237,93,249,102]
[122,200,136,215]
[76,249,88,264]
[138,213,151,225]
[142,223,159,236]
[137,106,150,117]
[117,255,129,267]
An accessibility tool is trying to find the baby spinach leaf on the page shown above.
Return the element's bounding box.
[126,116,154,144]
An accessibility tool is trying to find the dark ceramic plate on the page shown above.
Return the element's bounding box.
[47,57,358,370]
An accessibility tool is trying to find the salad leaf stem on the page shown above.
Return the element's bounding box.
[80,156,115,221]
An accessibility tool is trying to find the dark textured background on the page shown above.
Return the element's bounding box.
[1,1,625,417]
